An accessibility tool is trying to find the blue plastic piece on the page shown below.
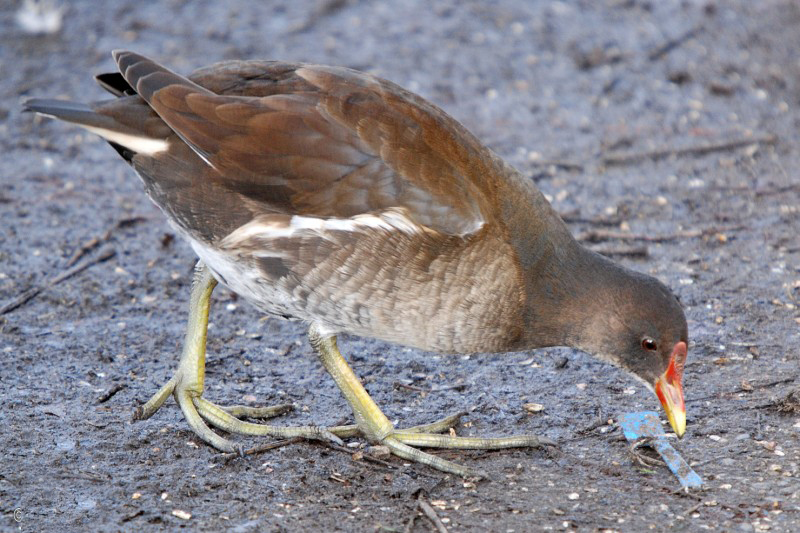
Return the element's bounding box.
[619,411,703,489]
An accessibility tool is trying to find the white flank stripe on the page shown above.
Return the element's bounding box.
[230,219,294,241]
[223,209,423,249]
[288,210,422,235]
[83,126,169,155]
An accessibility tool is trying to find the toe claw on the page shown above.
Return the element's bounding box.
[539,436,558,447]
[318,428,345,447]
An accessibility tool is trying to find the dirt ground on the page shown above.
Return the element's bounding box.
[2,0,799,531]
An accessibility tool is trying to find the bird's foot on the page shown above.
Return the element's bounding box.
[131,264,345,452]
[362,419,555,479]
[308,325,556,479]
[132,370,344,453]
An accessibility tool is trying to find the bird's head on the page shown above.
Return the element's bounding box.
[574,263,689,436]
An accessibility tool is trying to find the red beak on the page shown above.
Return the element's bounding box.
[654,341,687,437]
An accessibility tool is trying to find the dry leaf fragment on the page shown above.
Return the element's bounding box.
[523,403,545,413]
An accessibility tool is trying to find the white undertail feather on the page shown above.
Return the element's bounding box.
[83,126,169,155]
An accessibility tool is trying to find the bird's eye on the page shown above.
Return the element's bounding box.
[641,338,658,351]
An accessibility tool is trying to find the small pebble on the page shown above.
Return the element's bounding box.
[172,509,191,520]
[523,402,544,413]
[369,445,391,458]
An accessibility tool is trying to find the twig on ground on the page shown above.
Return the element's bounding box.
[629,438,666,467]
[97,383,126,403]
[578,225,745,243]
[591,245,649,259]
[394,382,468,394]
[403,509,420,533]
[431,384,468,392]
[65,235,103,268]
[394,382,427,393]
[65,216,146,267]
[317,441,396,469]
[217,437,304,461]
[120,510,144,523]
[58,471,111,483]
[0,287,40,316]
[602,134,776,166]
[569,453,703,497]
[50,245,116,285]
[685,394,718,403]
[560,211,623,227]
[649,25,703,61]
[755,184,800,197]
[0,246,116,315]
[417,495,449,533]
[530,159,585,172]
[680,501,704,519]
[0,216,148,315]
[690,376,796,404]
[287,0,348,34]
[739,377,796,392]
[241,437,305,456]
[577,417,609,435]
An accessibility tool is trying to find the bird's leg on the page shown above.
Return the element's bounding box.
[308,324,554,478]
[133,262,344,452]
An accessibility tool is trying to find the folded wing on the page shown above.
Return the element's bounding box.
[112,51,497,239]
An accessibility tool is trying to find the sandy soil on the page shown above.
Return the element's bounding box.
[1,0,799,531]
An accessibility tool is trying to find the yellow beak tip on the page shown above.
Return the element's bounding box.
[656,376,686,438]
[666,409,686,438]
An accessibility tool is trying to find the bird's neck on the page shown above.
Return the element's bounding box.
[496,167,626,352]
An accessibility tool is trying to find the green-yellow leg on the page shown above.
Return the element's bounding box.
[133,262,343,452]
[308,325,554,478]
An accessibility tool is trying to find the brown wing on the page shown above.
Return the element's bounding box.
[113,51,501,240]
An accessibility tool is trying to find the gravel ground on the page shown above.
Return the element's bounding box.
[1,0,799,531]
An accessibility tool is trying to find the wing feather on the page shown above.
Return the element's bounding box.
[110,51,501,238]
